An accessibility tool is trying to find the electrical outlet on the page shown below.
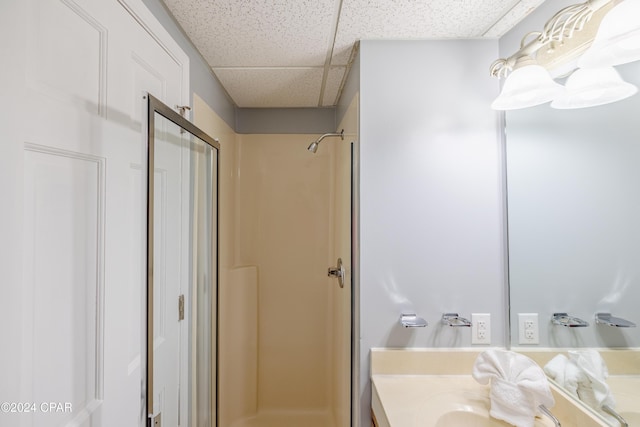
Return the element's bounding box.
[471,313,491,345]
[518,313,539,345]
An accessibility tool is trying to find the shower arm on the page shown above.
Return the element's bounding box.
[316,129,344,144]
[307,129,345,153]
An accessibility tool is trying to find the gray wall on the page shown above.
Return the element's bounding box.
[141,0,236,128]
[235,107,336,134]
[142,0,340,134]
[358,39,504,426]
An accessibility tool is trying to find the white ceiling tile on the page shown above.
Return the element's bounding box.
[162,0,549,107]
[163,0,339,67]
[483,0,548,38]
[213,67,324,107]
[332,0,522,65]
[322,66,346,106]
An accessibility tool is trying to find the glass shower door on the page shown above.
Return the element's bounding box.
[191,132,217,427]
[146,94,218,427]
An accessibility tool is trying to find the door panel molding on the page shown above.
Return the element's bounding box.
[26,0,108,116]
[118,0,190,106]
[23,142,106,425]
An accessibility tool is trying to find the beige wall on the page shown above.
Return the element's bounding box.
[195,95,260,426]
[236,133,334,411]
[193,94,238,271]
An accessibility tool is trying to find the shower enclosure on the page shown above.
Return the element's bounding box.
[216,132,354,427]
[145,94,219,427]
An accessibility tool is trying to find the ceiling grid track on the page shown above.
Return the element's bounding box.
[481,0,523,37]
[162,0,555,108]
[318,0,345,107]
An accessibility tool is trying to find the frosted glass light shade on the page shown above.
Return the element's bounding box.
[491,64,565,110]
[551,67,637,109]
[578,0,640,68]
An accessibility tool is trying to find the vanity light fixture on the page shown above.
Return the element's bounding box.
[490,0,640,110]
[491,56,564,110]
[579,0,640,68]
[551,66,638,109]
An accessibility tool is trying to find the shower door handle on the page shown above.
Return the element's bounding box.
[328,258,345,288]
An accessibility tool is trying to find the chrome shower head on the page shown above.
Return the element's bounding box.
[307,140,319,153]
[306,129,344,154]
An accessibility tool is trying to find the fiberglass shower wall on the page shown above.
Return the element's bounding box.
[219,133,346,427]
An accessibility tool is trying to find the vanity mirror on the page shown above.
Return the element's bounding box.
[505,58,640,426]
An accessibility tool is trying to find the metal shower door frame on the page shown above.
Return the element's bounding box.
[144,92,220,427]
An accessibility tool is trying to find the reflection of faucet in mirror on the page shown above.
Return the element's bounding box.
[503,1,640,420]
[551,313,589,327]
[595,313,637,328]
[505,34,640,350]
[542,349,639,427]
[602,405,628,427]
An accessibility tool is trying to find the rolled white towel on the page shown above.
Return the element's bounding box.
[543,355,569,390]
[473,349,555,427]
[569,349,616,409]
[543,354,586,399]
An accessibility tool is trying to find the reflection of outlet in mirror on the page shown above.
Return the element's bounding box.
[518,313,539,344]
[471,313,491,345]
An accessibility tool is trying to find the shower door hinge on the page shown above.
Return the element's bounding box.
[178,295,184,321]
[175,105,191,117]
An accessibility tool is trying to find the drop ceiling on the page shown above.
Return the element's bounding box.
[161,0,547,108]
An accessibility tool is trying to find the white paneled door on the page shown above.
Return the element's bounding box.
[0,1,189,426]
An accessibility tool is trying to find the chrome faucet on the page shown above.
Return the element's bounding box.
[400,313,427,328]
[441,313,472,327]
[602,405,628,427]
[538,405,561,427]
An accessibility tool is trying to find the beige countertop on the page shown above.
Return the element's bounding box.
[372,374,558,427]
[370,349,612,427]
